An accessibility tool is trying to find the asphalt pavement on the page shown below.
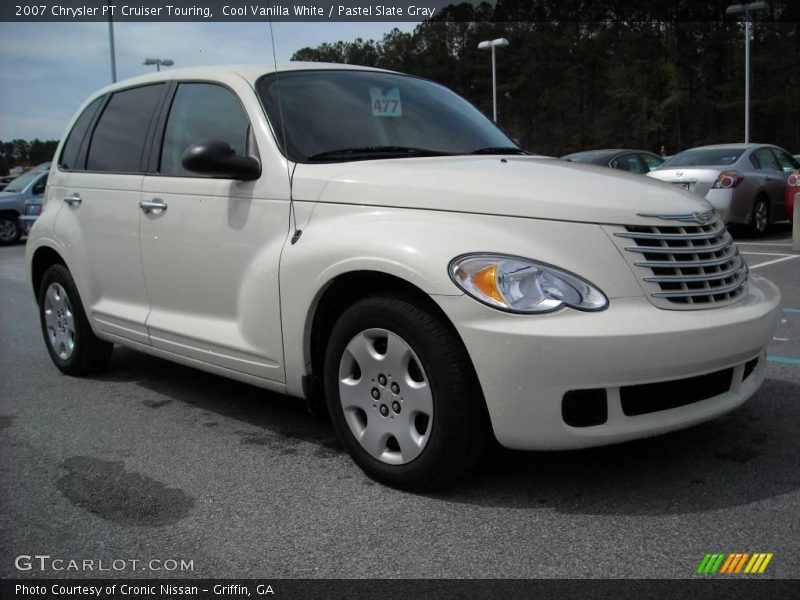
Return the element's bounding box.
[1,225,799,579]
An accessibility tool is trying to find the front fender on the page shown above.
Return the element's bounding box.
[278,202,642,397]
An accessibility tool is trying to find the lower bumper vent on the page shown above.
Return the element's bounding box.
[620,368,734,417]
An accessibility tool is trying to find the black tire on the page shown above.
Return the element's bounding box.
[323,294,490,491]
[0,215,21,245]
[38,264,113,375]
[748,197,769,237]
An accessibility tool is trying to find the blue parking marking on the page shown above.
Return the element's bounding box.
[782,308,800,314]
[767,355,800,366]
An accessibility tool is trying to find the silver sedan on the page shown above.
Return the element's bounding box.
[647,143,798,236]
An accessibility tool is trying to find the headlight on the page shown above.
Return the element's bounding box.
[24,204,42,215]
[449,253,608,313]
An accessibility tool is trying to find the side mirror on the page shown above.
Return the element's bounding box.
[181,140,261,180]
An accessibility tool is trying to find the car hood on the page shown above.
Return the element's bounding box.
[292,156,712,226]
[0,191,26,207]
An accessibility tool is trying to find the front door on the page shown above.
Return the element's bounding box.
[139,81,290,382]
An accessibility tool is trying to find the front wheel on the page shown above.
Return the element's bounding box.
[0,215,21,245]
[38,264,113,375]
[324,294,489,490]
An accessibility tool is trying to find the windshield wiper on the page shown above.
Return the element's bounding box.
[307,146,453,162]
[468,146,527,155]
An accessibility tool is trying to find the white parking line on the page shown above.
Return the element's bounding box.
[749,255,800,269]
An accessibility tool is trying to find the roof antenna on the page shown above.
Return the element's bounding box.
[268,14,302,244]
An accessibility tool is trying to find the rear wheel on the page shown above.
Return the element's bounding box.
[38,264,113,375]
[324,294,489,490]
[0,215,21,245]
[749,197,769,236]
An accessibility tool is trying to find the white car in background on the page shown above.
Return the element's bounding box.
[647,143,798,236]
[25,65,781,489]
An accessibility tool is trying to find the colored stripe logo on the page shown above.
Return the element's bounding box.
[697,552,773,574]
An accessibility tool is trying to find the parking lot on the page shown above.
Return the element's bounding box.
[1,224,798,579]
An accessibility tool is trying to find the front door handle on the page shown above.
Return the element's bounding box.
[139,199,168,213]
[63,193,82,206]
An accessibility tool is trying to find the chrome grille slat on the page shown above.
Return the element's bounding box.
[643,261,744,283]
[624,236,733,254]
[652,280,747,298]
[614,224,725,241]
[618,215,747,308]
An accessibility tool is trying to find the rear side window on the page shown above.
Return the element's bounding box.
[159,83,250,176]
[59,96,104,171]
[610,153,645,174]
[751,148,781,172]
[87,84,165,173]
[772,149,799,173]
[641,154,664,171]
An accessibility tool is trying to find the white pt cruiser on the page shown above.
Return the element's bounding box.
[26,64,781,490]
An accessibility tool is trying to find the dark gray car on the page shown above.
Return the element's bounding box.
[0,165,49,244]
[561,149,665,174]
[647,144,798,236]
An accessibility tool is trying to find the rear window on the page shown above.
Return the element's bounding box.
[662,148,745,168]
[87,84,165,173]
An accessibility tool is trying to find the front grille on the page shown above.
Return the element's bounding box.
[614,216,747,308]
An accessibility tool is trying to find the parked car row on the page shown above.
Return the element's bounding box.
[561,144,799,236]
[0,163,50,245]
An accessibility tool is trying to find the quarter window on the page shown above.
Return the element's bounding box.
[86,84,165,173]
[751,148,781,172]
[771,149,799,174]
[159,83,251,176]
[59,96,104,171]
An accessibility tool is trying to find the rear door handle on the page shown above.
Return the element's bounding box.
[139,199,168,213]
[63,193,82,206]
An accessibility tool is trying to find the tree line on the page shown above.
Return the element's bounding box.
[0,139,59,176]
[292,0,800,156]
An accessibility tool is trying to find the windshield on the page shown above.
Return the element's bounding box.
[4,170,43,193]
[662,148,745,168]
[257,70,518,163]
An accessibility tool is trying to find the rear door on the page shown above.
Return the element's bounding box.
[54,84,167,345]
[139,78,290,382]
[750,147,788,218]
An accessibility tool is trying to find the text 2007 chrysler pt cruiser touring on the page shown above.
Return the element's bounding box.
[26,64,781,489]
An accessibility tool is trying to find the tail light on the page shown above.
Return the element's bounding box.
[712,170,744,189]
[788,170,800,187]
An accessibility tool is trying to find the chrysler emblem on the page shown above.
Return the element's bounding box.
[637,209,717,225]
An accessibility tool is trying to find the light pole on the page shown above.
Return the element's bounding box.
[725,2,768,143]
[143,58,174,72]
[478,38,509,122]
[107,2,116,82]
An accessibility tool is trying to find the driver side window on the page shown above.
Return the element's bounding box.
[159,83,252,177]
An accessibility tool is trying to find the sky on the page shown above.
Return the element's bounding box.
[0,21,416,141]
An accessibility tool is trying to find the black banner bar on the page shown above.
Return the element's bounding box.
[2,0,799,23]
[2,579,800,600]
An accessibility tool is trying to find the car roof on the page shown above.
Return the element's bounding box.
[92,62,394,97]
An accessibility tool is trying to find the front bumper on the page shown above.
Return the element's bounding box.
[434,275,781,450]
